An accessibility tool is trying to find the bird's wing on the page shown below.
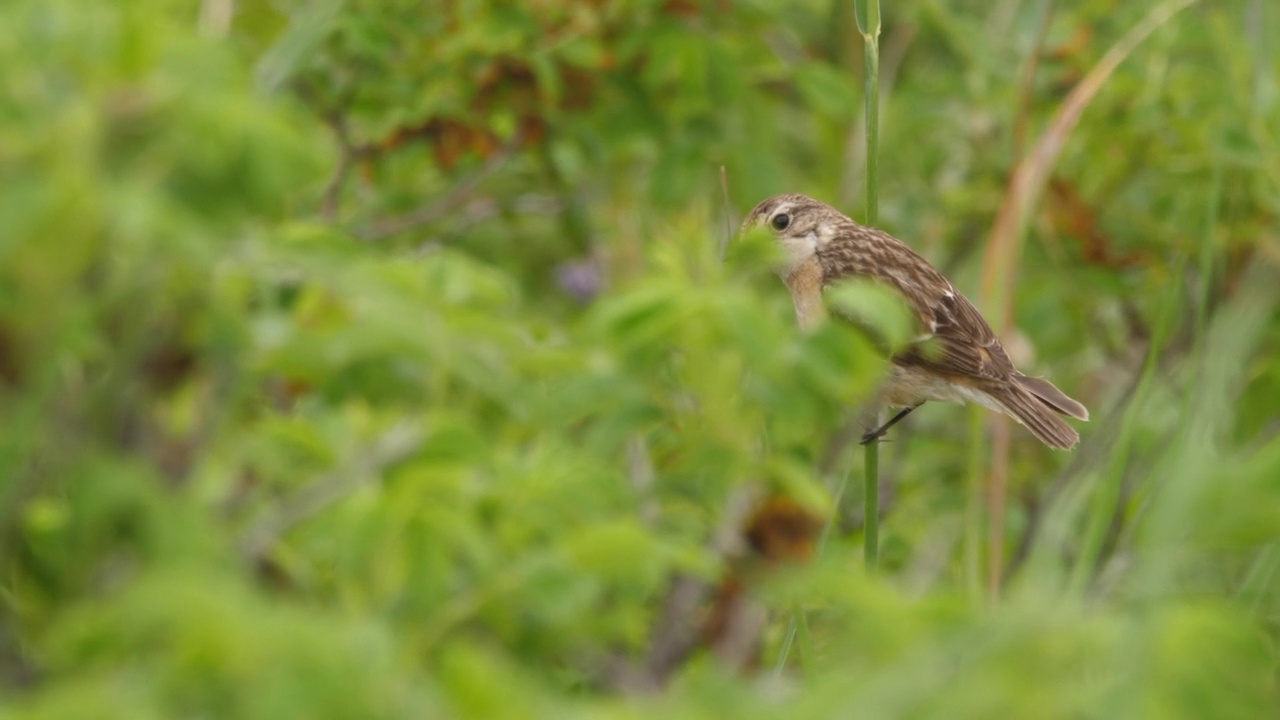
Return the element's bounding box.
[815,225,1018,382]
[895,287,1016,382]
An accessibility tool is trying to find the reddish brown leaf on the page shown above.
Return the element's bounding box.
[743,496,823,563]
[1046,177,1148,268]
[662,0,702,18]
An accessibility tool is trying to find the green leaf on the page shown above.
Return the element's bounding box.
[824,277,917,353]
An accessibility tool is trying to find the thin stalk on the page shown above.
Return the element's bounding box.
[774,467,850,675]
[795,608,815,672]
[964,406,985,599]
[856,0,882,571]
[986,421,1009,598]
[776,0,883,673]
[859,2,881,227]
[864,424,880,568]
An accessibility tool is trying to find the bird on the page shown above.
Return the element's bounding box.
[741,193,1088,449]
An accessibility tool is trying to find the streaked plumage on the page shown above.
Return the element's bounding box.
[742,193,1088,449]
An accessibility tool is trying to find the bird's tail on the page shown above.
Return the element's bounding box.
[1013,374,1089,421]
[983,381,1082,450]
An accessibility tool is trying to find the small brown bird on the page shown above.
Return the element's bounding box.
[742,193,1088,449]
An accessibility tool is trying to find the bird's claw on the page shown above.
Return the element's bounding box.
[859,430,886,446]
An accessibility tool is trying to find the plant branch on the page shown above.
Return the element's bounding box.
[239,423,425,561]
[355,134,524,240]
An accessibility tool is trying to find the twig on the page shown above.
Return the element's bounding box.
[239,423,425,560]
[355,134,523,240]
[320,111,360,220]
[606,485,762,692]
[294,77,366,222]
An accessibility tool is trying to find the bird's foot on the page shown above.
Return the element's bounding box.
[859,403,923,445]
[859,428,888,445]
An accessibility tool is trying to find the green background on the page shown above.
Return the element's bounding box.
[2,0,1278,717]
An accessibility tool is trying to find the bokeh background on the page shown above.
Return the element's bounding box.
[2,0,1278,717]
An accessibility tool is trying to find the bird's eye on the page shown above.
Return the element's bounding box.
[770,213,791,231]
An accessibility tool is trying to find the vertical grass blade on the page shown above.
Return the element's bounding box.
[856,0,882,571]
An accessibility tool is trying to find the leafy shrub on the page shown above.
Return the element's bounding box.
[2,0,1277,718]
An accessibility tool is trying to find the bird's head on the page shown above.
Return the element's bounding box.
[739,193,847,274]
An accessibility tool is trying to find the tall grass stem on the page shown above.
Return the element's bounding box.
[856,0,882,571]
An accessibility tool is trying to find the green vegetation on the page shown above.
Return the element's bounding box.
[2,0,1278,717]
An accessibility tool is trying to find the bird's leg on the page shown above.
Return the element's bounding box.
[860,403,923,445]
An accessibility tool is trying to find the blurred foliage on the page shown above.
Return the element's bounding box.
[2,0,1279,717]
